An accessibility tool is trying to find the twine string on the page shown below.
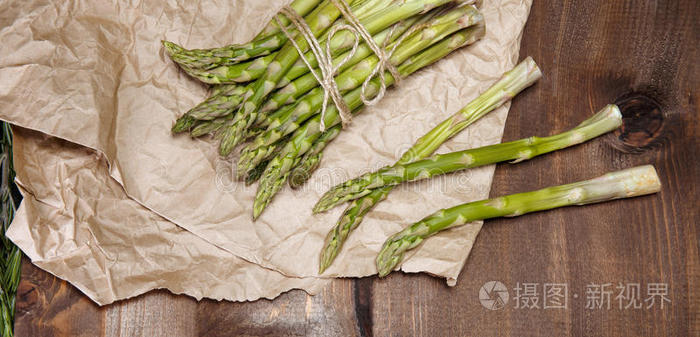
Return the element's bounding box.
[274,1,409,131]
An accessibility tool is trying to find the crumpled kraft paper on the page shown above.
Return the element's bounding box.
[0,0,532,284]
[7,127,328,305]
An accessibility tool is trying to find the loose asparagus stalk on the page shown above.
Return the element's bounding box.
[163,0,324,70]
[289,124,343,188]
[376,165,662,276]
[318,57,542,272]
[240,8,483,176]
[220,0,455,156]
[254,26,486,219]
[317,105,623,209]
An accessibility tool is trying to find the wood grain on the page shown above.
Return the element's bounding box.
[13,0,699,336]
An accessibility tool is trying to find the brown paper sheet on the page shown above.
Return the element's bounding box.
[1,0,532,287]
[7,127,328,305]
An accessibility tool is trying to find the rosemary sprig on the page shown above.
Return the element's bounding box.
[1,122,20,337]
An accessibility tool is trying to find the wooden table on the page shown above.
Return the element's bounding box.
[13,1,699,336]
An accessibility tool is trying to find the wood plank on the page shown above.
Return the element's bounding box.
[14,257,104,337]
[13,0,699,336]
[103,291,197,337]
[195,280,359,336]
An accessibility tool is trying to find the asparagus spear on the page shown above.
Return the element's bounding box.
[220,0,455,156]
[289,124,343,188]
[316,105,623,210]
[244,133,293,185]
[254,26,486,219]
[187,84,251,121]
[178,54,278,84]
[240,8,483,176]
[376,165,662,276]
[172,115,197,133]
[190,114,234,138]
[172,84,251,133]
[162,0,324,70]
[163,35,286,72]
[246,159,272,185]
[177,46,344,126]
[318,57,542,272]
[210,84,239,96]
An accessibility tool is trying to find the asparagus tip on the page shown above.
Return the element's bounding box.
[312,202,328,214]
[162,40,185,56]
[376,240,404,277]
[219,132,239,157]
[252,202,264,220]
[289,169,310,189]
[244,160,268,185]
[172,115,195,133]
[318,234,339,274]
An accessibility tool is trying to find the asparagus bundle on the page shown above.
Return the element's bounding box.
[164,1,495,220]
[316,105,623,209]
[318,57,542,272]
[376,165,662,276]
[253,24,487,219]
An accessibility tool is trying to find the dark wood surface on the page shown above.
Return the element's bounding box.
[13,1,699,336]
